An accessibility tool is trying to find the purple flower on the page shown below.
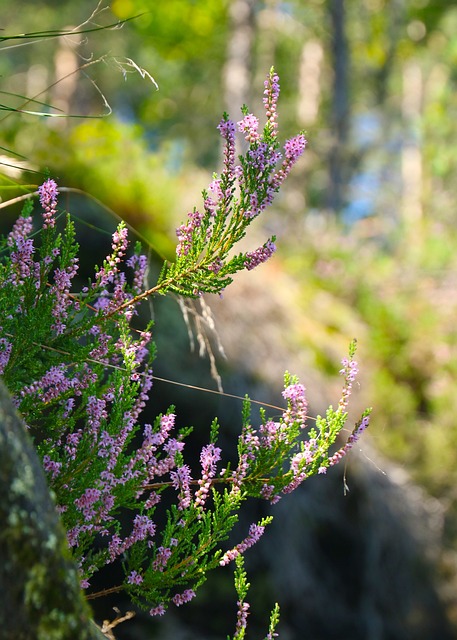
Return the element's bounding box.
[271,134,307,188]
[108,515,156,563]
[88,332,111,362]
[149,604,166,616]
[160,413,176,435]
[220,522,266,566]
[217,117,236,178]
[50,257,79,334]
[38,178,59,229]
[258,420,293,454]
[86,396,107,437]
[42,454,62,479]
[94,223,129,287]
[131,514,156,541]
[172,589,196,607]
[109,227,129,269]
[235,600,250,639]
[327,414,370,467]
[194,443,222,510]
[260,483,275,501]
[244,238,276,271]
[203,179,224,216]
[7,214,33,248]
[74,487,102,520]
[67,526,81,548]
[176,209,204,257]
[153,546,172,571]
[282,439,318,494]
[170,464,192,510]
[21,364,75,403]
[127,570,144,585]
[9,237,37,285]
[263,69,280,137]
[208,257,224,274]
[163,437,184,458]
[126,253,148,294]
[0,338,12,374]
[237,113,260,143]
[199,443,221,472]
[284,135,307,160]
[230,451,250,495]
[64,430,82,460]
[282,382,308,427]
[98,430,116,459]
[144,492,161,509]
[338,355,359,410]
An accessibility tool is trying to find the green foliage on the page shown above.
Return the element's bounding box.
[0,69,370,630]
[0,185,369,616]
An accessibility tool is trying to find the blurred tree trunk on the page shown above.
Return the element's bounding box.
[298,39,324,127]
[401,61,423,236]
[223,0,256,118]
[0,380,106,640]
[327,0,350,214]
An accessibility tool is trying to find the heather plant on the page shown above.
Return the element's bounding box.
[0,69,370,636]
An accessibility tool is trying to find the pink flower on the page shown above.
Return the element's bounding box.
[38,179,59,229]
[238,113,260,143]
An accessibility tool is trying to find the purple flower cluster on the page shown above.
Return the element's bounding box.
[0,338,12,375]
[170,464,193,510]
[0,79,371,620]
[176,209,204,258]
[172,69,307,287]
[203,178,224,217]
[4,183,167,588]
[228,384,306,499]
[338,355,359,410]
[282,439,319,494]
[38,178,59,229]
[152,546,172,572]
[229,451,250,495]
[234,600,250,639]
[217,117,236,177]
[327,414,370,468]
[220,522,266,566]
[9,230,39,288]
[87,395,108,437]
[42,454,63,479]
[126,411,176,482]
[50,257,80,334]
[7,213,33,248]
[126,253,148,294]
[194,443,222,510]
[237,113,260,143]
[270,134,307,190]
[282,382,308,427]
[258,420,282,448]
[244,238,276,271]
[107,514,156,563]
[127,570,144,585]
[21,364,77,403]
[149,604,166,617]
[263,69,280,137]
[91,221,149,320]
[74,487,103,520]
[172,589,196,607]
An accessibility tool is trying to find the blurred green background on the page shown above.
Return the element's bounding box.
[3,1,457,637]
